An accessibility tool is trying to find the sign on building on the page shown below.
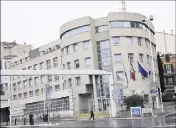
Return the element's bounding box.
[130,106,142,117]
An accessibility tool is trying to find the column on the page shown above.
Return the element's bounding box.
[92,75,98,112]
[156,95,159,108]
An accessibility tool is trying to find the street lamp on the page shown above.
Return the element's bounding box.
[142,15,164,112]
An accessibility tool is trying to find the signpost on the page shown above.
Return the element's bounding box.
[44,84,51,124]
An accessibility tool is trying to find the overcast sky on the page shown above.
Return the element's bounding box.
[1,1,175,48]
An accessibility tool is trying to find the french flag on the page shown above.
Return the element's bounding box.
[130,61,135,81]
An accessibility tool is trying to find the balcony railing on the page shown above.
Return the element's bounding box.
[164,69,176,75]
[165,81,176,85]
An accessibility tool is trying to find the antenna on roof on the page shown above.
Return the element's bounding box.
[120,0,126,12]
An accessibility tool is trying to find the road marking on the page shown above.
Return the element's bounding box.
[154,124,176,128]
[5,123,60,127]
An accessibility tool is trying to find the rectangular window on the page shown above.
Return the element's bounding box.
[47,75,52,83]
[46,60,51,69]
[35,89,39,96]
[13,95,17,100]
[63,64,65,70]
[40,75,45,84]
[128,53,134,62]
[111,21,124,28]
[144,94,149,102]
[18,93,22,99]
[165,64,172,73]
[23,80,27,89]
[111,37,120,45]
[95,25,108,33]
[67,62,71,70]
[33,64,37,70]
[167,76,174,83]
[145,39,149,48]
[68,78,72,88]
[54,75,59,81]
[116,71,124,81]
[53,57,58,67]
[147,55,150,64]
[75,77,81,85]
[13,83,16,92]
[114,54,121,63]
[73,43,78,52]
[55,84,60,91]
[29,91,33,97]
[126,37,132,45]
[18,82,22,90]
[123,21,131,27]
[139,54,144,63]
[66,46,69,55]
[29,78,32,87]
[39,62,44,70]
[74,59,80,68]
[138,37,142,46]
[24,92,27,98]
[85,57,91,66]
[83,40,90,50]
[34,77,38,86]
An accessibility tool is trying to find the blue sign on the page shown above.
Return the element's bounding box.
[151,89,158,94]
[131,107,142,117]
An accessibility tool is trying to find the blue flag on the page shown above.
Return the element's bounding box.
[137,61,148,78]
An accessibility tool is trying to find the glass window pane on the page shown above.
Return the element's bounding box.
[114,54,121,62]
[124,22,131,27]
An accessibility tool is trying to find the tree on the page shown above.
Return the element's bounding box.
[157,52,166,93]
[124,94,144,109]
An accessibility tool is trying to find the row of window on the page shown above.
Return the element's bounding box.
[61,25,89,39]
[114,53,157,64]
[62,40,90,56]
[12,76,81,93]
[110,21,155,35]
[63,57,92,70]
[10,44,60,68]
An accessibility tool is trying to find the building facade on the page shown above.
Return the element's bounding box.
[161,54,176,92]
[7,12,159,119]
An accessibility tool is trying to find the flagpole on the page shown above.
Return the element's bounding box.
[121,57,129,86]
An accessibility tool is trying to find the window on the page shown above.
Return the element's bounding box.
[34,77,38,86]
[147,55,150,64]
[95,25,108,33]
[13,83,16,91]
[23,80,27,89]
[53,57,58,67]
[18,93,22,99]
[85,57,91,66]
[145,39,150,48]
[75,77,81,85]
[54,75,59,81]
[46,60,51,69]
[55,85,60,91]
[74,60,80,68]
[65,46,69,55]
[40,75,45,84]
[67,62,71,70]
[47,75,52,82]
[126,37,132,45]
[111,21,124,28]
[164,64,172,73]
[41,88,43,94]
[18,82,22,90]
[144,94,149,102]
[116,71,124,81]
[63,64,65,69]
[139,54,144,63]
[167,76,174,83]
[29,91,33,97]
[83,40,90,50]
[111,37,120,45]
[13,95,17,100]
[62,83,65,90]
[5,83,8,90]
[33,64,37,70]
[28,66,32,70]
[128,53,134,62]
[24,92,27,98]
[138,37,142,46]
[114,54,121,63]
[73,43,78,52]
[39,62,44,70]
[35,89,39,96]
[68,78,72,88]
[123,22,131,27]
[29,78,32,87]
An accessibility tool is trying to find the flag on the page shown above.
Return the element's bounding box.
[137,61,148,78]
[116,71,124,81]
[130,61,135,81]
[122,61,129,84]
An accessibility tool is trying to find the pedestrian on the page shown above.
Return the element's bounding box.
[89,108,94,120]
[29,112,34,125]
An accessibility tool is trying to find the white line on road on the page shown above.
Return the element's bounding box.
[5,123,60,128]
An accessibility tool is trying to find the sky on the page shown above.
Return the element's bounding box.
[1,1,175,48]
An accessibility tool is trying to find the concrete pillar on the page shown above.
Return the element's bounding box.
[92,75,98,112]
[156,95,159,108]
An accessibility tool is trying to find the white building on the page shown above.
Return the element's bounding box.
[7,12,159,119]
[155,32,176,54]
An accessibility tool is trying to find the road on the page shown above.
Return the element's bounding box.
[1,102,175,128]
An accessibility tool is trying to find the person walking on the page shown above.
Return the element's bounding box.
[29,112,34,125]
[89,108,94,120]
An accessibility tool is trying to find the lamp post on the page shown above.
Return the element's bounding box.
[142,16,164,111]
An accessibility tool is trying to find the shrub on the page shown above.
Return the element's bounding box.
[124,94,144,110]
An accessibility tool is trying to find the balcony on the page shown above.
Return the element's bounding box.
[165,81,176,86]
[164,70,176,76]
